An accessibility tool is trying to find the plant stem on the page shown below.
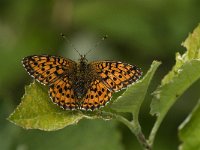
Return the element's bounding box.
[100,111,151,150]
[131,114,152,150]
[148,114,164,147]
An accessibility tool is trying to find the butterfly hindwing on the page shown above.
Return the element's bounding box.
[49,75,78,110]
[91,61,142,92]
[81,79,113,110]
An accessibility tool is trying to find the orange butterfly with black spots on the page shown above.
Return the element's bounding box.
[22,55,142,110]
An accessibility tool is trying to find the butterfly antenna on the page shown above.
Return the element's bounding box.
[85,34,108,56]
[60,33,82,57]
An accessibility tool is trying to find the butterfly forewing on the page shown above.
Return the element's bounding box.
[22,55,76,85]
[90,61,142,92]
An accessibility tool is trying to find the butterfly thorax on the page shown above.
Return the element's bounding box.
[73,55,94,100]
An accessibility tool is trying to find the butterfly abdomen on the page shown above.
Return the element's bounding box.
[73,79,88,99]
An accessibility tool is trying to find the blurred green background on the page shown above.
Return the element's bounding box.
[1,0,200,150]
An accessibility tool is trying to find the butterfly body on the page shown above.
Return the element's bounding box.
[71,55,95,100]
[22,55,142,110]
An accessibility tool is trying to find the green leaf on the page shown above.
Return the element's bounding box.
[111,61,161,113]
[111,61,160,148]
[183,24,200,60]
[8,82,85,131]
[150,60,200,116]
[179,98,200,150]
[160,24,200,86]
[149,24,200,145]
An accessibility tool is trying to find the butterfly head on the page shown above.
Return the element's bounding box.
[79,54,88,63]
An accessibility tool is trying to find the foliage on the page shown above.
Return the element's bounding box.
[179,99,200,150]
[8,82,84,131]
[8,24,200,150]
[149,24,200,148]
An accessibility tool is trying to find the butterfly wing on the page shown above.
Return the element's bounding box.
[49,75,78,110]
[80,79,113,110]
[80,61,142,110]
[22,55,76,85]
[23,55,78,110]
[90,61,142,92]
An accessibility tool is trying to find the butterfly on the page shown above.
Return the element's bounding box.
[22,54,142,110]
